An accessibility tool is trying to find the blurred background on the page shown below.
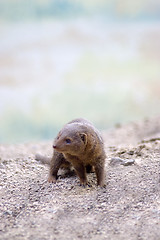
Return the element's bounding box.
[0,0,160,143]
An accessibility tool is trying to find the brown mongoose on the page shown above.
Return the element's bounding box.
[36,118,106,186]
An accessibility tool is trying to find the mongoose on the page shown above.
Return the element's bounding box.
[36,118,106,187]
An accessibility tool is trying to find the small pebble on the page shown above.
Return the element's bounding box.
[109,157,135,166]
[123,159,135,166]
[128,150,134,155]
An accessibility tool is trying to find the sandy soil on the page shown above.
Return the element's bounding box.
[0,116,160,240]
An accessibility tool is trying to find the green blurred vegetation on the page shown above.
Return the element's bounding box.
[0,0,160,21]
[1,54,159,143]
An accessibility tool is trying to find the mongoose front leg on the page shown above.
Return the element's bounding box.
[73,163,87,186]
[48,151,64,183]
[95,163,105,187]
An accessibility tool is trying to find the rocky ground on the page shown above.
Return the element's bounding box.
[0,116,160,240]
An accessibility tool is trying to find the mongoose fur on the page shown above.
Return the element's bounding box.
[36,118,106,186]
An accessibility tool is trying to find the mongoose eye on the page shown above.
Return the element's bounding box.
[65,138,71,144]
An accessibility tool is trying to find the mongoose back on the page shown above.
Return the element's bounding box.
[48,118,106,186]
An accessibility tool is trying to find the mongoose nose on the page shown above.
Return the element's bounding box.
[53,145,57,149]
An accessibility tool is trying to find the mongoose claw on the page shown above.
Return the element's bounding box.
[48,176,57,183]
[79,182,92,188]
[79,182,87,188]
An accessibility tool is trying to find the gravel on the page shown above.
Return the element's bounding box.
[0,116,160,240]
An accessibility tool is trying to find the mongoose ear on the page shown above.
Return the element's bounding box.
[80,133,87,145]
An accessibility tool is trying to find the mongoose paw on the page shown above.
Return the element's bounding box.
[98,183,107,189]
[48,176,57,183]
[80,184,87,188]
[79,181,92,188]
[79,182,87,188]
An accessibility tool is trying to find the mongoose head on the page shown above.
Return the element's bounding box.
[53,125,88,155]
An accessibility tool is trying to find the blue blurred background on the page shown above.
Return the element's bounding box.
[0,0,160,143]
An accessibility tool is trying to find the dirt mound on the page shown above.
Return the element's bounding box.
[0,116,160,240]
